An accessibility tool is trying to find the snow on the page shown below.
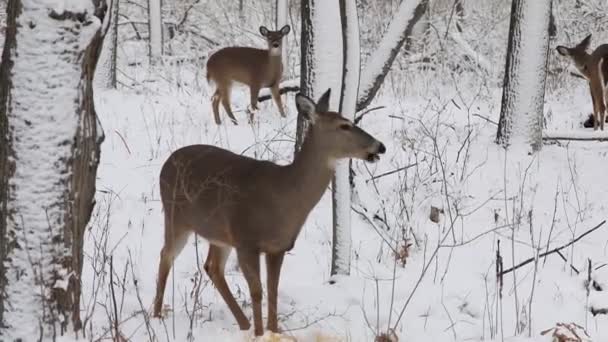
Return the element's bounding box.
[4,1,608,341]
[65,59,608,341]
[3,1,99,339]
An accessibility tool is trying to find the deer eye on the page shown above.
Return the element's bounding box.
[340,124,351,131]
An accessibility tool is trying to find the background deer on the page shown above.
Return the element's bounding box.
[206,25,290,125]
[152,89,386,336]
[557,34,608,130]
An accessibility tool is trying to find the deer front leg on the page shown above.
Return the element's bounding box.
[237,249,264,336]
[265,251,285,333]
[248,85,261,123]
[270,84,286,118]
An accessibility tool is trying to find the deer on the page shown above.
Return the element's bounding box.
[206,25,291,125]
[152,89,386,336]
[556,34,608,130]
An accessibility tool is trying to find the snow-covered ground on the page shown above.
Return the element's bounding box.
[75,59,608,342]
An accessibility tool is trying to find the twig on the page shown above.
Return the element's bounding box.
[500,220,606,276]
[472,113,498,125]
[109,256,120,341]
[257,86,300,102]
[366,163,418,182]
[114,130,131,155]
[354,106,385,124]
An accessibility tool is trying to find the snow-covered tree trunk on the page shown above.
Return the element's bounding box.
[96,0,119,88]
[0,0,107,338]
[148,0,163,63]
[330,0,360,277]
[275,0,288,64]
[356,0,425,111]
[496,0,551,150]
[295,0,342,153]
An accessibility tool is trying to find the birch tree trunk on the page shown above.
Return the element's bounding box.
[0,0,107,339]
[496,0,551,150]
[331,0,360,277]
[148,0,163,63]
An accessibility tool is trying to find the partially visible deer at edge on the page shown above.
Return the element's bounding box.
[152,89,386,337]
[557,34,608,130]
[206,25,290,125]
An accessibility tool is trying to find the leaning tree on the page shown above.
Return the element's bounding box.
[0,0,109,339]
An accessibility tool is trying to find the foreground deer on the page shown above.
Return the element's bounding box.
[557,34,608,130]
[153,89,386,336]
[206,25,290,125]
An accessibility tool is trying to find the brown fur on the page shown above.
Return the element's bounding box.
[206,25,290,124]
[152,90,386,336]
[557,34,608,130]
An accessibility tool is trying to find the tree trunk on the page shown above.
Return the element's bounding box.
[275,0,288,64]
[0,0,107,339]
[356,0,425,111]
[148,0,163,63]
[295,0,342,153]
[96,0,119,89]
[496,0,551,150]
[331,0,360,277]
[295,0,313,154]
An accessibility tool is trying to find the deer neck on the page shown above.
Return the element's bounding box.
[283,128,335,214]
[266,50,283,84]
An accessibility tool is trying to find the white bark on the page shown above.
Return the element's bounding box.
[307,0,343,275]
[331,0,360,277]
[148,0,163,62]
[276,0,288,64]
[496,0,551,150]
[2,0,100,338]
[357,0,424,110]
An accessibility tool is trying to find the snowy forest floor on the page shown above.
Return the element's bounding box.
[81,60,608,342]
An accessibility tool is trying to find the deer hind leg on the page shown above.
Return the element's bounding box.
[237,248,264,336]
[212,90,222,125]
[153,222,191,317]
[219,85,238,125]
[203,244,250,330]
[270,84,286,118]
[265,251,285,333]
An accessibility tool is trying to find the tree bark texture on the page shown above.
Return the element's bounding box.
[0,0,107,339]
[496,0,551,150]
[294,0,314,155]
[331,0,361,277]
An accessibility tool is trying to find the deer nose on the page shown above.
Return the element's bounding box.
[378,143,386,154]
[272,42,280,48]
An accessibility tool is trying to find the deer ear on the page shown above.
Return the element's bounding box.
[296,93,317,123]
[315,89,331,113]
[280,25,290,36]
[259,26,269,37]
[578,34,592,51]
[556,46,570,56]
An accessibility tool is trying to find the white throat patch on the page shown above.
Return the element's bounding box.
[269,47,281,56]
